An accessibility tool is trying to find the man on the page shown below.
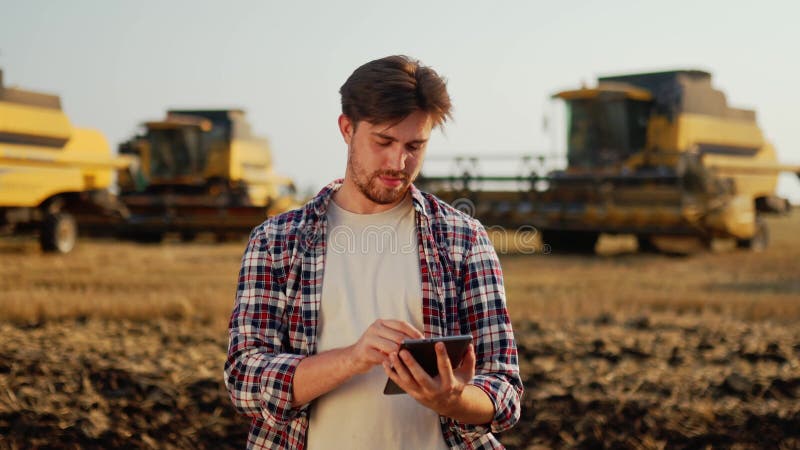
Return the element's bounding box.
[225,55,522,449]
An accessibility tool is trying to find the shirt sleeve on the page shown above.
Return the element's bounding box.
[223,226,308,429]
[450,224,523,440]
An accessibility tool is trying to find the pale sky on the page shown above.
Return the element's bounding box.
[2,0,799,201]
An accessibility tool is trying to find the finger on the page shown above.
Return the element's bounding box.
[368,320,417,346]
[454,343,476,381]
[367,335,403,355]
[380,319,424,339]
[389,352,419,390]
[383,359,412,393]
[363,348,389,365]
[373,326,413,346]
[382,359,400,381]
[399,349,436,390]
[435,342,455,388]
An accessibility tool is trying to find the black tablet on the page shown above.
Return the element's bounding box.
[383,335,473,395]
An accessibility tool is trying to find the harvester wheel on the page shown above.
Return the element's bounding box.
[636,235,660,253]
[40,212,78,254]
[542,230,598,254]
[131,231,164,244]
[180,231,197,242]
[215,232,233,243]
[736,217,769,252]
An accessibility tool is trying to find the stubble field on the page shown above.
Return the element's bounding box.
[1,213,799,449]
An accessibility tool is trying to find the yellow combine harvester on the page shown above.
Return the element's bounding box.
[0,70,130,253]
[1,70,298,251]
[117,109,298,242]
[421,70,799,253]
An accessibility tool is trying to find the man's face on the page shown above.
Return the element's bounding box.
[339,110,433,206]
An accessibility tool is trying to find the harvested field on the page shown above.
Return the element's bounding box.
[0,319,244,449]
[1,213,799,449]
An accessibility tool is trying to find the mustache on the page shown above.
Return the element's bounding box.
[374,170,408,180]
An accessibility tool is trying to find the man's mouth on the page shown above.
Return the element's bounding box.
[377,174,406,187]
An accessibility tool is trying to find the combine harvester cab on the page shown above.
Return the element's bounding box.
[420,70,799,254]
[117,109,298,242]
[0,69,131,253]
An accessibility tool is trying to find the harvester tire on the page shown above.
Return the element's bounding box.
[736,217,769,252]
[636,235,660,253]
[40,212,78,254]
[215,232,233,243]
[131,231,164,244]
[180,232,197,242]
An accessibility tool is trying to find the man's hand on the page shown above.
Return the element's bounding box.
[292,319,422,407]
[346,319,424,374]
[383,341,493,423]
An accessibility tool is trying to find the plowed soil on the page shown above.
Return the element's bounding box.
[2,214,799,449]
[2,314,799,449]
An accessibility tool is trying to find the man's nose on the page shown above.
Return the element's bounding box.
[385,146,407,171]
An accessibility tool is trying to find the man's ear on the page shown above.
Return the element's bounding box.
[338,114,355,145]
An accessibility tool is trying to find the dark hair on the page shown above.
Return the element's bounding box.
[340,55,452,129]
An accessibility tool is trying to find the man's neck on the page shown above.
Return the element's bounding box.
[333,177,408,214]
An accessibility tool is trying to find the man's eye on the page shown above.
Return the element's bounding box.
[407,144,421,152]
[377,141,392,147]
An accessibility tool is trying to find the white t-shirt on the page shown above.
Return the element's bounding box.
[306,194,449,450]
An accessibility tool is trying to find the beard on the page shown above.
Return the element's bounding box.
[347,146,413,205]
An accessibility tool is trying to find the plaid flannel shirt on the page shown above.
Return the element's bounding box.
[225,179,522,449]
